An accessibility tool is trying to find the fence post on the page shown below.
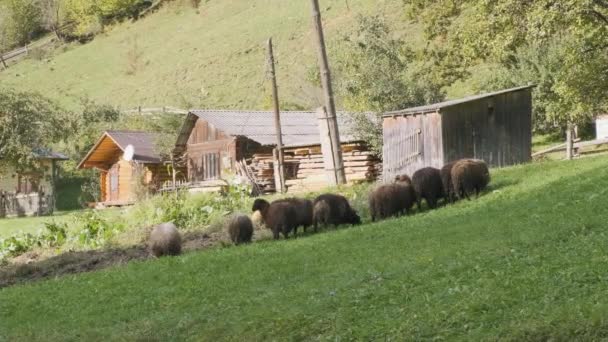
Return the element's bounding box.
[566,123,574,160]
[0,54,7,69]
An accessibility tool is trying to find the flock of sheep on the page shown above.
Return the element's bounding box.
[148,158,490,257]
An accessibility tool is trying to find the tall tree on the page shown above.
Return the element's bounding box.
[405,0,608,130]
[0,89,68,173]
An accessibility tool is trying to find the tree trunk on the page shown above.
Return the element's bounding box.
[566,123,574,160]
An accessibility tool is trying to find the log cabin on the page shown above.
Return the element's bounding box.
[174,110,381,193]
[382,85,534,182]
[78,130,183,205]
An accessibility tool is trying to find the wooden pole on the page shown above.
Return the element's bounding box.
[309,0,346,185]
[266,38,286,193]
[0,54,7,69]
[566,123,574,160]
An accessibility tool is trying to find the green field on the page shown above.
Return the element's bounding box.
[0,211,76,238]
[0,0,419,111]
[2,156,608,340]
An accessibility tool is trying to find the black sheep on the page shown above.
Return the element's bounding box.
[252,199,298,239]
[440,161,458,204]
[369,180,416,222]
[312,194,361,230]
[272,197,314,234]
[412,167,444,209]
[451,159,490,200]
[226,215,254,245]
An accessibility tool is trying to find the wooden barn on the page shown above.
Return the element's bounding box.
[382,85,534,181]
[174,110,381,193]
[78,131,182,205]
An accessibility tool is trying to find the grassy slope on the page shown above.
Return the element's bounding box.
[0,211,77,238]
[0,0,412,110]
[2,156,608,340]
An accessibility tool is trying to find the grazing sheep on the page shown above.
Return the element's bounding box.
[369,181,416,221]
[412,167,444,210]
[226,215,254,245]
[149,222,182,257]
[252,199,298,239]
[440,161,458,204]
[272,197,313,235]
[251,210,265,230]
[451,159,490,200]
[313,194,361,229]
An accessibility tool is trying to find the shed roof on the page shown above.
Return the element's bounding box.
[78,130,161,169]
[176,110,365,149]
[383,85,535,117]
[32,148,69,160]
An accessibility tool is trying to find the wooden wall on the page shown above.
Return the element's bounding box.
[441,90,532,166]
[185,119,234,182]
[382,112,443,182]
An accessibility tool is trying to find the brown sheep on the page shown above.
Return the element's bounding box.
[440,161,458,204]
[272,197,313,234]
[412,167,444,210]
[313,194,361,230]
[252,199,298,239]
[149,222,182,257]
[369,180,416,222]
[226,215,254,245]
[451,159,490,200]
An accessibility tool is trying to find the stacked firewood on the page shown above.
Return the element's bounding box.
[285,143,381,192]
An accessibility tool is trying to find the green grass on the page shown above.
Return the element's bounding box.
[2,156,608,340]
[0,0,418,111]
[0,211,76,238]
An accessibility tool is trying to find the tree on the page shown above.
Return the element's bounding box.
[405,0,608,130]
[331,15,445,155]
[0,0,43,49]
[0,88,68,173]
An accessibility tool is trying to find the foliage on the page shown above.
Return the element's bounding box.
[0,88,69,173]
[332,15,445,155]
[75,210,121,247]
[405,0,608,129]
[4,156,608,339]
[0,0,42,50]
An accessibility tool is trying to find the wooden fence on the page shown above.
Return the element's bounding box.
[0,191,53,218]
[0,23,75,70]
[122,106,188,115]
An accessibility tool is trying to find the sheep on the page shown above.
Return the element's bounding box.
[149,222,182,257]
[312,193,361,229]
[226,214,254,245]
[412,167,445,210]
[451,159,490,200]
[440,161,458,204]
[251,199,298,239]
[368,180,416,221]
[272,197,314,234]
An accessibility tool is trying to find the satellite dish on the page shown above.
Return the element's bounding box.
[123,144,135,161]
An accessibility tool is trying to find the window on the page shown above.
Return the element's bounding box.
[202,153,220,180]
[16,174,40,194]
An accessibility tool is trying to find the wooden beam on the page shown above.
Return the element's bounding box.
[266,38,285,193]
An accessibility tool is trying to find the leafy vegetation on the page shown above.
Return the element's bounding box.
[405,0,608,131]
[1,156,608,339]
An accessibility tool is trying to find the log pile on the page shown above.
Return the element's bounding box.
[285,143,381,193]
[247,153,275,193]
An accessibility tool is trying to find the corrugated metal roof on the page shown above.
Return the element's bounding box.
[187,110,365,147]
[383,85,536,117]
[105,130,161,163]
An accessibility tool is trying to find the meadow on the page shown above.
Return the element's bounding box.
[2,156,608,340]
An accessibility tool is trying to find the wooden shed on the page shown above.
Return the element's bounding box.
[382,85,534,181]
[78,131,181,205]
[174,110,381,193]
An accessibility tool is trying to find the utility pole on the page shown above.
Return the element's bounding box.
[309,0,346,185]
[266,38,286,192]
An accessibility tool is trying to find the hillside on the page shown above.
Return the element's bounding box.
[0,0,416,110]
[2,156,608,340]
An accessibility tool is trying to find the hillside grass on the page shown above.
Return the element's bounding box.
[0,211,77,238]
[2,156,608,340]
[0,0,416,111]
